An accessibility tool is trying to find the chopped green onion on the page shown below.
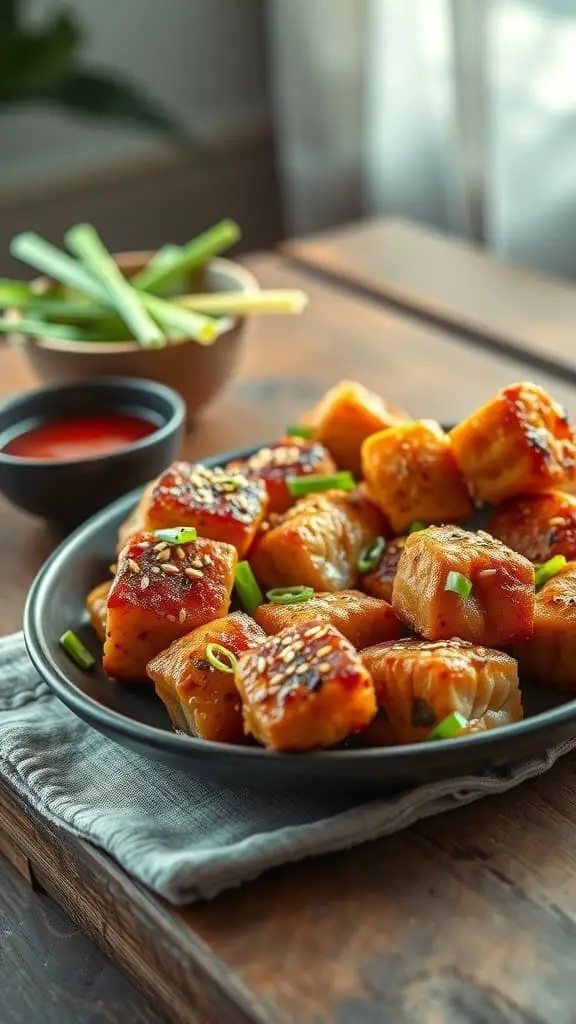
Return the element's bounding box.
[234,561,264,614]
[144,293,225,345]
[266,585,315,605]
[286,471,356,497]
[444,571,473,598]
[0,318,125,342]
[425,711,469,741]
[134,219,241,293]
[205,642,238,674]
[178,289,309,316]
[59,630,95,670]
[154,527,198,545]
[408,521,427,534]
[535,554,567,591]
[65,224,164,349]
[285,424,315,439]
[357,536,387,574]
[10,232,109,303]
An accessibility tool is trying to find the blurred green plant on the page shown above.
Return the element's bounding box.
[0,1,184,137]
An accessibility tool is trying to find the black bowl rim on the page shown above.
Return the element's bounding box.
[23,441,576,771]
[0,376,186,469]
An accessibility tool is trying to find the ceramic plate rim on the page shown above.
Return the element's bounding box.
[23,441,576,770]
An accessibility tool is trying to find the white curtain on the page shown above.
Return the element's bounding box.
[267,0,576,279]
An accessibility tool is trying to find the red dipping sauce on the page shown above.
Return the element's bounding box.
[2,413,156,461]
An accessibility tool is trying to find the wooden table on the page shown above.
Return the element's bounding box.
[3,219,576,1024]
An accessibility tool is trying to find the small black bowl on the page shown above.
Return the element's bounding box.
[0,377,185,531]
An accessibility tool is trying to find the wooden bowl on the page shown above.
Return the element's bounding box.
[8,253,258,424]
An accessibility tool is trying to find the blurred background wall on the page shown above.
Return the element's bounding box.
[0,0,280,275]
[2,0,576,279]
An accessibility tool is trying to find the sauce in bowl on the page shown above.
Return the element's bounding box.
[2,413,156,461]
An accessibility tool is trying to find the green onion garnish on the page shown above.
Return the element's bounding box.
[266,585,314,605]
[285,425,315,440]
[154,527,198,545]
[59,630,95,670]
[286,471,356,497]
[234,561,264,614]
[357,536,387,574]
[65,223,164,349]
[425,711,468,741]
[205,643,238,674]
[535,555,567,591]
[134,219,241,293]
[444,571,473,598]
[408,521,427,534]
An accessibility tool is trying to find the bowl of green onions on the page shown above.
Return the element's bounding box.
[2,220,308,422]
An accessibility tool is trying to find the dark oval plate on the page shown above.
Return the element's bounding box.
[24,443,576,795]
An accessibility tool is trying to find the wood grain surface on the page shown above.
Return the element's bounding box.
[283,217,576,381]
[2,234,576,1024]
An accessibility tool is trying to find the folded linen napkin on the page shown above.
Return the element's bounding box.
[0,631,572,906]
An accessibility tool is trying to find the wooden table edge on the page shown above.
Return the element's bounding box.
[0,776,271,1024]
[280,228,576,388]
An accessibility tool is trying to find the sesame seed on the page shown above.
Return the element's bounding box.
[154,542,168,552]
[191,558,203,569]
[178,608,187,623]
[304,626,320,638]
[550,517,566,526]
[161,564,180,574]
[478,569,497,577]
[166,614,176,622]
[156,549,171,562]
[140,575,150,590]
[318,662,331,673]
[136,541,150,549]
[203,555,213,566]
[282,649,295,664]
[280,635,293,646]
[316,645,332,658]
[185,567,204,579]
[257,656,266,672]
[175,546,186,560]
[316,626,330,638]
[151,566,161,574]
[292,640,305,651]
[270,673,285,686]
[296,663,310,675]
[127,558,140,573]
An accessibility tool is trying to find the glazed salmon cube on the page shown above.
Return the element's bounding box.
[254,590,401,649]
[228,438,336,515]
[85,580,112,642]
[147,612,266,741]
[514,562,576,689]
[361,638,522,746]
[392,525,534,646]
[361,420,472,534]
[450,382,576,504]
[362,536,407,603]
[103,531,237,682]
[488,491,576,564]
[301,380,410,475]
[118,462,268,558]
[250,489,385,592]
[235,622,377,750]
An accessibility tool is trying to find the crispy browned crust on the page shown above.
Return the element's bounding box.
[235,622,377,750]
[392,525,534,646]
[451,382,576,503]
[361,420,472,533]
[361,637,522,745]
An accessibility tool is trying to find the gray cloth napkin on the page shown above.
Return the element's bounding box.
[1,631,573,906]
